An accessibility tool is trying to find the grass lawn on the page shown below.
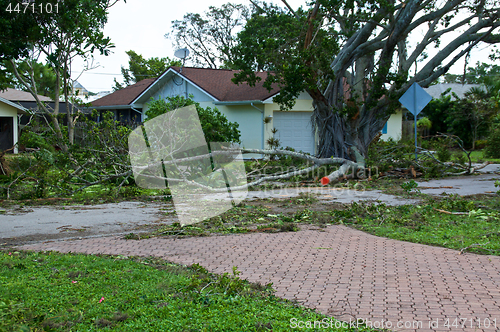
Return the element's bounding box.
[469,149,500,164]
[0,250,375,331]
[335,194,500,255]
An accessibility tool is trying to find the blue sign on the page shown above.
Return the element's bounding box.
[399,82,432,116]
[399,82,433,162]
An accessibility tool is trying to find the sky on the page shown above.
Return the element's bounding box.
[73,0,496,93]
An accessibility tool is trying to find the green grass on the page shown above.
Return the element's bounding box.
[0,251,375,331]
[334,195,500,255]
[469,150,500,163]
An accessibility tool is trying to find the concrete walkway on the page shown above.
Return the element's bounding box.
[20,225,500,332]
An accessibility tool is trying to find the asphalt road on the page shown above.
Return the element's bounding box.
[1,164,499,246]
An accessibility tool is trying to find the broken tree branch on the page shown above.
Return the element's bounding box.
[433,208,468,215]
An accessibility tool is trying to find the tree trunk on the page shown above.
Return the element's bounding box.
[67,107,75,145]
[311,90,390,162]
[310,77,392,184]
[54,68,69,152]
[312,99,349,159]
[472,124,477,150]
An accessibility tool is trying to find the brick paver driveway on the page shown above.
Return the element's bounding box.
[21,225,500,331]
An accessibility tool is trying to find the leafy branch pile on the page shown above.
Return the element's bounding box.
[1,112,139,200]
[0,94,247,201]
[367,133,489,179]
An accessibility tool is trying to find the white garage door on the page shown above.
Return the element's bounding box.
[273,111,315,155]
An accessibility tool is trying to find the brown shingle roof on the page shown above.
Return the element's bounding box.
[170,67,279,102]
[0,88,52,102]
[92,78,156,107]
[91,67,279,107]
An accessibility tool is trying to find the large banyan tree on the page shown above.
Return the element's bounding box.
[231,0,500,182]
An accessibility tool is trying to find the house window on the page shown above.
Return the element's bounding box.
[382,122,388,134]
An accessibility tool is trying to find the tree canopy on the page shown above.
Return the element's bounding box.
[2,0,124,150]
[0,0,54,89]
[0,0,49,60]
[232,0,500,168]
[113,50,181,90]
[444,62,500,96]
[167,2,251,69]
[447,87,497,149]
[2,60,58,98]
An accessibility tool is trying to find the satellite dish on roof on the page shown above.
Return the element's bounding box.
[174,48,190,59]
[174,48,190,73]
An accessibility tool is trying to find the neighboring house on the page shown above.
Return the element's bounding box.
[423,83,484,100]
[72,81,89,98]
[0,88,71,126]
[85,90,111,103]
[91,78,153,123]
[0,96,28,153]
[91,67,403,155]
[0,88,52,111]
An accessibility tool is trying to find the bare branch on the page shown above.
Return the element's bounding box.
[281,0,299,19]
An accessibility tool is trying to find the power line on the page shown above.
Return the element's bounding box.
[445,73,500,77]
[75,72,160,77]
[84,72,122,75]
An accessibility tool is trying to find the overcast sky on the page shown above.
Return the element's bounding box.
[73,0,494,93]
[73,0,304,92]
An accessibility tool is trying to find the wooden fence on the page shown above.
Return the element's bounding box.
[402,120,430,141]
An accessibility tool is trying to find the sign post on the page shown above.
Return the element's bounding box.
[399,83,432,162]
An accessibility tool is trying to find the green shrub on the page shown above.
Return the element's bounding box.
[436,145,451,162]
[146,95,241,144]
[485,126,500,158]
[420,139,431,150]
[401,180,420,193]
[452,151,467,165]
[421,93,454,135]
[19,130,54,152]
[474,139,487,150]
[417,117,432,129]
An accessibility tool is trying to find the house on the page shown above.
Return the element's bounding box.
[0,88,71,115]
[0,88,72,127]
[91,78,153,124]
[0,88,52,112]
[0,96,28,153]
[85,90,111,103]
[91,67,403,155]
[72,81,89,98]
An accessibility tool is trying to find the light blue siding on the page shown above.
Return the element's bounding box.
[218,105,262,150]
[150,77,213,102]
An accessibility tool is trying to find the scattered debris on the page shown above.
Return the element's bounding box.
[459,242,490,255]
[379,166,423,179]
[419,186,454,189]
[433,208,467,215]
